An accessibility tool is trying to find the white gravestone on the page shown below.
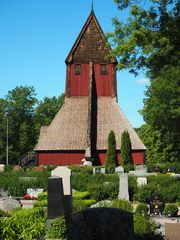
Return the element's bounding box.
[27,188,43,198]
[51,166,71,195]
[118,173,129,201]
[115,166,124,174]
[0,164,5,172]
[137,177,147,187]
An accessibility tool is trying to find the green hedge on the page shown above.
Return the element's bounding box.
[0,168,50,196]
[164,203,178,217]
[46,216,67,240]
[0,208,46,240]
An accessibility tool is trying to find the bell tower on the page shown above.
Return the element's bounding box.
[65,10,118,98]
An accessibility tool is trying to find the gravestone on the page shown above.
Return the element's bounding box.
[137,177,147,187]
[118,173,129,201]
[51,166,72,215]
[149,195,164,215]
[0,198,21,211]
[0,189,8,197]
[93,167,105,175]
[27,188,43,198]
[66,208,134,240]
[115,166,124,174]
[0,164,5,172]
[47,176,65,219]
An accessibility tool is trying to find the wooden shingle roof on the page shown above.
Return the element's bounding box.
[65,10,117,64]
[34,97,146,151]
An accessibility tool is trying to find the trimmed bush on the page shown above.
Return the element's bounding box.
[134,213,163,240]
[73,199,96,211]
[121,131,133,172]
[73,191,90,200]
[46,216,67,240]
[0,208,46,239]
[111,199,133,212]
[37,192,47,201]
[135,203,149,215]
[105,130,118,174]
[164,203,178,217]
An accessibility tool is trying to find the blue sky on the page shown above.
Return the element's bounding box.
[0,0,149,128]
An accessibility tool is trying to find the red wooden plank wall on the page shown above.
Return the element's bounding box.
[38,150,144,166]
[94,64,112,96]
[70,64,89,96]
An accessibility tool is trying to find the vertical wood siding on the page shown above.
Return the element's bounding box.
[38,150,144,166]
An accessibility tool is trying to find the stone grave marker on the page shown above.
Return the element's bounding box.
[66,208,134,240]
[0,189,8,197]
[27,188,43,198]
[115,166,124,174]
[137,177,147,187]
[0,164,5,172]
[149,195,164,215]
[47,176,65,220]
[0,198,21,212]
[93,167,105,175]
[118,173,129,201]
[51,166,72,215]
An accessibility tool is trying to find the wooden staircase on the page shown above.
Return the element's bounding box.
[18,151,37,167]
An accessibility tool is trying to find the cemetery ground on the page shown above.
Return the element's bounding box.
[0,164,179,239]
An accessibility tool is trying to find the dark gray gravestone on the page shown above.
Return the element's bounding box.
[66,208,134,240]
[48,176,64,219]
[149,194,164,216]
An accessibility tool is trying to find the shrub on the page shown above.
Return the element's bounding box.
[121,131,133,172]
[87,184,107,201]
[73,191,90,200]
[164,203,178,217]
[111,199,133,212]
[46,216,67,240]
[0,208,46,239]
[134,213,163,240]
[73,199,96,211]
[133,184,160,203]
[105,130,118,174]
[135,203,149,216]
[34,199,47,208]
[37,192,47,201]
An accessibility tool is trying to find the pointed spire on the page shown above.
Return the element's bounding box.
[91,0,94,12]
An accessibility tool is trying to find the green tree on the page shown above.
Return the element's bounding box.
[35,94,64,136]
[108,0,180,164]
[0,86,38,164]
[121,131,133,170]
[105,130,118,173]
[0,86,64,165]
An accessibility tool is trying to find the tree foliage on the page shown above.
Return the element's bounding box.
[105,130,118,173]
[0,86,64,164]
[121,130,133,168]
[109,0,180,164]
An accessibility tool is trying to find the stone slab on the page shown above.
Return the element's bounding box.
[0,197,21,211]
[137,177,147,187]
[118,173,129,201]
[51,166,71,195]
